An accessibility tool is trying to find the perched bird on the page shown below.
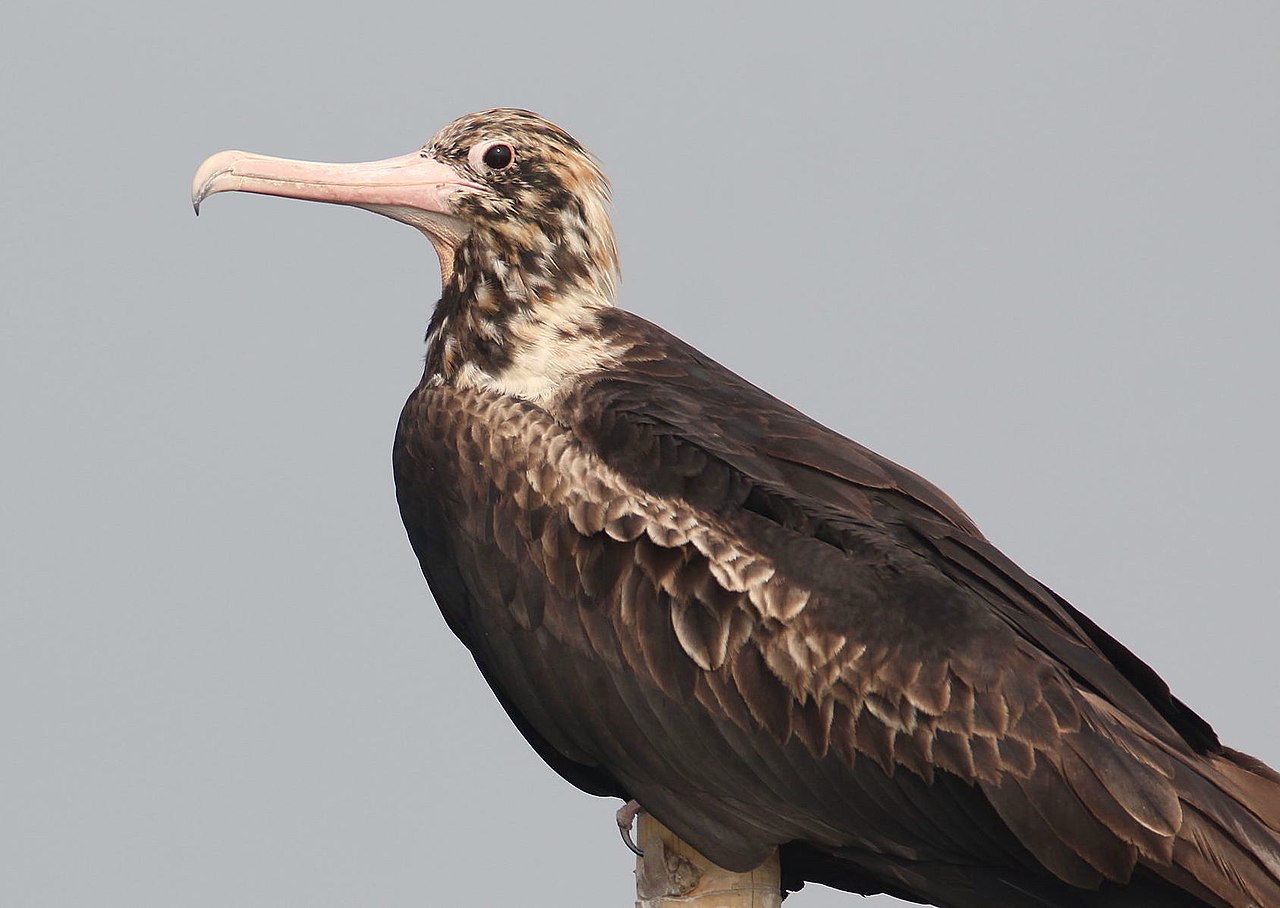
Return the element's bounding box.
[193,109,1280,907]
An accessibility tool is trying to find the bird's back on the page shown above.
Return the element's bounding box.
[393,308,1280,908]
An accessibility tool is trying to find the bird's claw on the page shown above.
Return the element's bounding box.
[616,799,644,857]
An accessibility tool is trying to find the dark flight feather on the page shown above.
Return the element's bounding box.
[393,310,1280,907]
[198,107,1280,908]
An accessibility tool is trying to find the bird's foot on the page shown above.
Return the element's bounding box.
[616,799,644,856]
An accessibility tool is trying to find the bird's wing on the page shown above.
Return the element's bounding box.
[575,310,1219,756]
[393,310,1280,906]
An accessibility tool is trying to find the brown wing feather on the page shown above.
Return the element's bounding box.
[394,310,1280,906]
[581,311,1223,753]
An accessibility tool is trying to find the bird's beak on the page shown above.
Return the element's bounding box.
[191,149,479,231]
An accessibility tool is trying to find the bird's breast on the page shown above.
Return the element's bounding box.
[394,383,833,671]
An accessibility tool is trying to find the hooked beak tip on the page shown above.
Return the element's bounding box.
[191,151,245,218]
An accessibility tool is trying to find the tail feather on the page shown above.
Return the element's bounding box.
[1062,694,1280,907]
[1171,802,1276,908]
[1212,747,1280,829]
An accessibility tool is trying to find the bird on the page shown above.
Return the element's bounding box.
[193,108,1280,907]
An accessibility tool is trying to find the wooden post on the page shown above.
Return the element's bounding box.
[634,814,781,908]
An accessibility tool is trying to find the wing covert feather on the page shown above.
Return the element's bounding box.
[393,310,1279,905]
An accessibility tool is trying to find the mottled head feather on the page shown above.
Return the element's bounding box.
[423,110,624,398]
[426,108,618,303]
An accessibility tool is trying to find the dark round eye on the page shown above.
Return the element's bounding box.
[482,143,514,170]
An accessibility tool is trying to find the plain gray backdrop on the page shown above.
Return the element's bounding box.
[2,3,1277,906]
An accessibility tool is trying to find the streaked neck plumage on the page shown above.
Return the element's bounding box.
[424,178,622,404]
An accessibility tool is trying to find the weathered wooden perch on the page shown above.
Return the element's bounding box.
[634,815,781,908]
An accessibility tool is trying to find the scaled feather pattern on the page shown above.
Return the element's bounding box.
[195,109,1280,908]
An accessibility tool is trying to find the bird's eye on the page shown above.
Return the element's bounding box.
[482,143,514,170]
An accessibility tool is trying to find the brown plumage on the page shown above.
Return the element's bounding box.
[193,108,1280,907]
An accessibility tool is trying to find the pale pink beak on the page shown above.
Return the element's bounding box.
[191,149,480,224]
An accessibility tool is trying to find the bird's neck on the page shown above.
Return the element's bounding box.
[423,232,621,404]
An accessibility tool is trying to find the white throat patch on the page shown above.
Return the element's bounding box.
[445,293,621,405]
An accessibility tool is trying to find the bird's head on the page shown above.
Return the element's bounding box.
[193,109,619,304]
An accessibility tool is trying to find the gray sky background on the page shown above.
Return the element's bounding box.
[2,4,1277,906]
